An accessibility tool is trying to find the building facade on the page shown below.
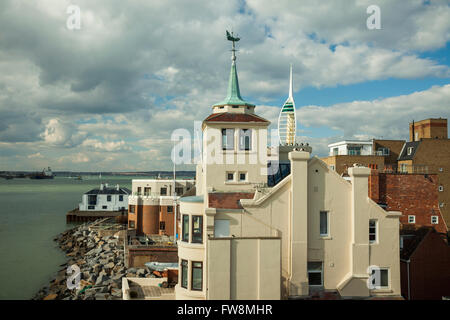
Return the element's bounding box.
[127,179,195,237]
[79,183,130,211]
[400,227,450,300]
[322,139,405,175]
[175,36,402,300]
[369,172,448,234]
[398,118,450,228]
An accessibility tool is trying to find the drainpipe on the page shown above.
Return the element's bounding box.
[401,258,411,300]
[407,260,411,300]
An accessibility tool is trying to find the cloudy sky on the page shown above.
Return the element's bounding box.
[0,0,449,171]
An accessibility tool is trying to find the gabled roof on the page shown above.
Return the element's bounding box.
[398,141,420,161]
[204,112,269,123]
[400,227,432,260]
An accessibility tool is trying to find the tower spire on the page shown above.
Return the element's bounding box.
[289,63,293,100]
[213,31,255,108]
[278,64,297,146]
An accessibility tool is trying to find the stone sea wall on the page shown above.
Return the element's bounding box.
[33,221,156,300]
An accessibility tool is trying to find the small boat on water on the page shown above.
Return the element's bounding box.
[29,167,54,179]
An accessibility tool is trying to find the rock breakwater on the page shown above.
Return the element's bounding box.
[33,221,155,300]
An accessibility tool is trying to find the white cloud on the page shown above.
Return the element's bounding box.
[81,138,131,152]
[41,118,87,147]
[27,152,44,159]
[0,0,449,170]
[297,84,450,154]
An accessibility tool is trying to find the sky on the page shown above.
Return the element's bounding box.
[0,0,449,171]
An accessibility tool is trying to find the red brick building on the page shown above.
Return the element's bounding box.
[369,171,447,233]
[400,227,450,300]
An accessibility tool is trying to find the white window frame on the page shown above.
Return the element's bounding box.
[431,216,439,224]
[226,171,235,182]
[329,165,335,171]
[407,147,414,155]
[319,211,329,237]
[439,202,444,208]
[239,129,252,151]
[238,172,247,182]
[369,220,377,244]
[408,215,415,224]
[439,185,444,192]
[369,267,390,290]
[221,128,235,151]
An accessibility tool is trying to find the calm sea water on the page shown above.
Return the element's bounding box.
[0,175,150,300]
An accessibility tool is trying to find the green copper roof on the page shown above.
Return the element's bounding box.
[213,62,255,107]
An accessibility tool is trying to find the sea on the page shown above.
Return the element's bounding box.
[0,174,191,300]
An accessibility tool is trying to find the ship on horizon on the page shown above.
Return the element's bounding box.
[29,167,54,179]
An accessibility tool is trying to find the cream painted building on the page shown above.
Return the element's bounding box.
[175,35,402,300]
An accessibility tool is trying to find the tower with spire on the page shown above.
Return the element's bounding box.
[278,64,297,146]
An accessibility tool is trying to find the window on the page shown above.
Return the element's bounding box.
[167,206,173,213]
[226,172,234,182]
[88,195,97,205]
[222,128,235,150]
[102,205,107,209]
[439,168,443,172]
[119,195,123,201]
[160,187,167,196]
[319,211,328,237]
[308,262,323,286]
[181,260,188,289]
[408,215,415,224]
[214,220,230,238]
[129,205,135,214]
[239,172,247,182]
[107,195,111,202]
[333,147,338,156]
[370,268,389,289]
[144,187,151,196]
[407,147,414,155]
[88,205,95,210]
[239,129,252,150]
[175,187,183,195]
[440,202,444,208]
[182,215,189,242]
[400,164,408,173]
[369,220,377,243]
[431,216,439,224]
[192,216,203,243]
[137,187,142,195]
[439,185,444,192]
[159,221,165,230]
[348,146,361,156]
[191,262,203,291]
[378,147,390,156]
[330,165,335,171]
[129,220,135,228]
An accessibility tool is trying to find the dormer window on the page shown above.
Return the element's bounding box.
[222,129,235,150]
[407,147,414,155]
[239,129,252,151]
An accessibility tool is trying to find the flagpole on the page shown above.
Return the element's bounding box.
[173,142,177,242]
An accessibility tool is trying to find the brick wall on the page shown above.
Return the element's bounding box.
[369,172,447,233]
[127,246,178,268]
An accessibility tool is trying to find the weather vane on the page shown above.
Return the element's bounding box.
[226,30,240,62]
